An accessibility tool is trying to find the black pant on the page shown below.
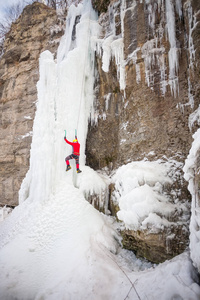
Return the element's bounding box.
[65,154,79,168]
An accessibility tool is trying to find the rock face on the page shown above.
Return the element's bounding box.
[0,3,63,206]
[87,0,200,170]
[122,226,189,264]
[91,0,111,14]
[86,0,200,262]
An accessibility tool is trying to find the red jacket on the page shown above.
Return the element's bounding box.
[64,138,80,156]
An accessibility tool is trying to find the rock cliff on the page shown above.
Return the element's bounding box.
[86,0,200,262]
[0,3,63,206]
[88,0,200,169]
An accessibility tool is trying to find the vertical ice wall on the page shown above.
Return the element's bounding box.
[19,0,99,203]
[165,0,179,97]
[19,51,57,203]
[53,1,99,186]
[184,129,200,273]
[183,0,200,271]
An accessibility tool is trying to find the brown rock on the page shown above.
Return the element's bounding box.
[92,0,111,14]
[122,226,189,264]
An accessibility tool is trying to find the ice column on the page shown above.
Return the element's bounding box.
[53,0,99,185]
[165,0,179,97]
[19,0,99,202]
[184,129,200,273]
[19,51,57,203]
[94,1,126,91]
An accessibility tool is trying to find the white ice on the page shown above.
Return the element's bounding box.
[93,2,126,91]
[184,128,200,273]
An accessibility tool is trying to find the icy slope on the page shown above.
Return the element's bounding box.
[0,180,200,300]
[0,181,122,299]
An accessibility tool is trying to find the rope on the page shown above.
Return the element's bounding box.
[97,242,142,300]
[76,5,92,135]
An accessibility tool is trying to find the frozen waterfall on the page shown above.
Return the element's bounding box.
[19,0,100,203]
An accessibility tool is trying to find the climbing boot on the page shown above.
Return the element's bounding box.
[66,165,71,171]
[77,169,82,174]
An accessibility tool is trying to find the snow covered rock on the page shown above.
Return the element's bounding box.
[110,160,190,263]
[76,166,110,213]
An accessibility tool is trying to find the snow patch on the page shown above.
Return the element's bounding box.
[0,206,12,224]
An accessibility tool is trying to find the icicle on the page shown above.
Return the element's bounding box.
[189,105,200,130]
[141,39,166,90]
[175,0,182,19]
[101,36,114,72]
[93,0,126,91]
[120,0,126,39]
[141,0,168,95]
[165,0,179,97]
[188,77,194,109]
[160,53,167,95]
[147,2,156,33]
[111,38,126,90]
[185,1,196,71]
[128,48,141,84]
[104,93,112,110]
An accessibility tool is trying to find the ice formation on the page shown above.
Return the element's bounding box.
[166,0,179,97]
[184,128,200,273]
[93,1,126,91]
[19,0,101,204]
[89,0,198,103]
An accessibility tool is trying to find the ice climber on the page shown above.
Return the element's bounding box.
[64,135,82,173]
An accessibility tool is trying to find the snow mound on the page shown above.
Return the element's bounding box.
[0,182,119,300]
[112,160,189,231]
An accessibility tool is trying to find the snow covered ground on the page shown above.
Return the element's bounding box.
[0,181,199,300]
[0,0,200,299]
